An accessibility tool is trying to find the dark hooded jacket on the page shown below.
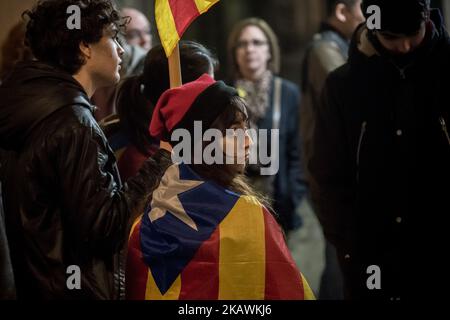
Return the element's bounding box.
[0,61,171,300]
[310,10,450,299]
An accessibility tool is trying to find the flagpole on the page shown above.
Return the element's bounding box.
[157,0,221,150]
[160,44,182,151]
[168,43,182,88]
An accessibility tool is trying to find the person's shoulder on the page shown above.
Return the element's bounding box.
[327,62,352,86]
[68,103,99,129]
[317,63,353,105]
[46,102,103,142]
[277,77,300,94]
[237,195,265,211]
[24,103,104,158]
[308,28,347,53]
[236,197,279,227]
[310,37,343,55]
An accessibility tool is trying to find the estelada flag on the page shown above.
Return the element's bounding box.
[155,0,220,57]
[126,163,315,300]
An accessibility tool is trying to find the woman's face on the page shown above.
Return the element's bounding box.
[222,118,252,175]
[235,25,271,80]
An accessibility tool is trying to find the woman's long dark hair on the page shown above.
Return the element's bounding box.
[115,41,219,156]
[115,75,154,156]
[190,96,273,211]
[143,41,219,106]
[147,97,276,223]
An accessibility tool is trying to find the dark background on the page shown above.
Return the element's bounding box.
[116,0,447,85]
[0,0,447,86]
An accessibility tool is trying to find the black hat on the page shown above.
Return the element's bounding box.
[362,0,430,34]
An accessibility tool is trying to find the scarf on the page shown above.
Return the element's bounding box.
[235,70,273,130]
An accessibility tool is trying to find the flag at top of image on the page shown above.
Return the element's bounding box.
[155,0,220,57]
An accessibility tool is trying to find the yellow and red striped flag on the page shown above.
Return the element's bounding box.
[155,0,220,57]
[126,163,315,300]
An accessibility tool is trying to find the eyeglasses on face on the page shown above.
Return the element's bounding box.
[126,29,151,40]
[236,39,268,49]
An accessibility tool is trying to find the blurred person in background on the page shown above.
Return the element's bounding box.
[301,0,365,300]
[121,7,152,52]
[227,18,307,234]
[93,7,152,121]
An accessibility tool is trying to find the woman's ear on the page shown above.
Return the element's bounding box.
[79,41,91,60]
[335,3,348,23]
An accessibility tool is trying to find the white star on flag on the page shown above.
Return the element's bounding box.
[149,165,204,231]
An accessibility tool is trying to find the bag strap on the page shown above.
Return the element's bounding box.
[272,77,282,130]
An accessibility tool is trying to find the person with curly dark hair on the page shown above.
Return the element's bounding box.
[0,0,172,300]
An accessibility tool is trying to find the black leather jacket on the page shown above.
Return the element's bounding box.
[0,61,171,300]
[0,176,16,300]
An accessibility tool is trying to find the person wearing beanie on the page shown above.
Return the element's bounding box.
[125,74,315,300]
[310,0,450,300]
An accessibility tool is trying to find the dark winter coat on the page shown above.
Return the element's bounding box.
[310,10,450,299]
[0,61,171,300]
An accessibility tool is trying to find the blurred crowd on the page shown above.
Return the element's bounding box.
[1,0,448,301]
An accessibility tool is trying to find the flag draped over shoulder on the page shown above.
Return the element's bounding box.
[126,163,315,300]
[155,0,220,57]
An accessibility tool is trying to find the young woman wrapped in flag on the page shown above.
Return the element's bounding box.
[126,74,315,300]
